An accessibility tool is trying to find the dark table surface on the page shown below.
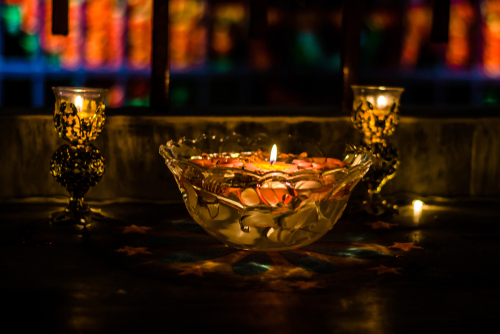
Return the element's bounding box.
[1,199,499,334]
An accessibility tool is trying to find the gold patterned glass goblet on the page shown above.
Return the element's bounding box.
[350,85,404,215]
[50,87,108,225]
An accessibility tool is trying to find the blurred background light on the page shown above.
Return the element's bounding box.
[0,0,500,109]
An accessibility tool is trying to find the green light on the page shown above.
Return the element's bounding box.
[483,97,497,105]
[171,86,190,107]
[128,98,148,107]
[1,5,21,35]
[20,34,39,53]
[483,90,498,105]
[294,32,324,66]
[45,54,60,66]
[213,58,233,72]
[328,54,340,70]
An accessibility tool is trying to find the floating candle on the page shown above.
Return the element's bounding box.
[270,144,277,164]
[189,144,345,174]
[243,144,298,173]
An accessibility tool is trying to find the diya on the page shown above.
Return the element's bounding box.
[160,134,372,251]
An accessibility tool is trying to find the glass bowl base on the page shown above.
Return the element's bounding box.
[184,196,350,251]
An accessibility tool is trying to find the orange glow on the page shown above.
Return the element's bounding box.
[40,0,84,69]
[212,2,245,56]
[400,4,432,68]
[84,0,126,68]
[5,0,39,34]
[170,0,207,71]
[109,0,126,68]
[366,10,396,31]
[62,0,83,69]
[250,40,272,70]
[85,0,110,67]
[446,0,475,68]
[483,0,500,77]
[42,0,66,55]
[267,7,282,26]
[128,0,152,69]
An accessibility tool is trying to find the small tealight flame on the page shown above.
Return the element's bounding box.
[270,144,277,165]
[377,95,387,108]
[75,96,83,112]
[413,199,423,212]
[412,199,423,223]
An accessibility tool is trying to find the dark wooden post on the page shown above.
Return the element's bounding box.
[151,0,170,111]
[340,0,361,112]
[430,0,451,43]
[52,0,69,36]
[249,0,268,39]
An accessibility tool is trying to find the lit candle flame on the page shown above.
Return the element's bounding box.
[270,144,277,165]
[412,199,423,223]
[413,199,423,213]
[75,96,83,112]
[377,95,387,108]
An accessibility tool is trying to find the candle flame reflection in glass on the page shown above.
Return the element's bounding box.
[270,144,277,164]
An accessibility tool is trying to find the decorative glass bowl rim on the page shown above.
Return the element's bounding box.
[159,138,373,181]
[351,85,404,92]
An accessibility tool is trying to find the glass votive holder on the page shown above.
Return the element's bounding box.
[351,85,404,143]
[52,87,108,144]
[351,85,404,116]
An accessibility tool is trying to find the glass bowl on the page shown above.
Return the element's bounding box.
[159,134,372,251]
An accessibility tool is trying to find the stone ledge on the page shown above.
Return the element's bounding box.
[1,115,499,200]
